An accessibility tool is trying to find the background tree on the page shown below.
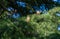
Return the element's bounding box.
[0,0,60,39]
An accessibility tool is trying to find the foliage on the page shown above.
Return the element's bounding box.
[0,7,60,39]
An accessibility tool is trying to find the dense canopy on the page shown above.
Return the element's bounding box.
[0,0,60,39]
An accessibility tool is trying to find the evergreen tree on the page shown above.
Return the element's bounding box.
[0,0,60,39]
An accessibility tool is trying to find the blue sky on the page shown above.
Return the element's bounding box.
[7,1,60,18]
[7,7,14,11]
[16,1,26,7]
[53,0,57,2]
[58,25,60,30]
[32,4,48,14]
[56,13,60,16]
[53,0,60,3]
[7,2,48,17]
[12,13,20,18]
[56,12,60,16]
[16,1,48,12]
[7,7,21,18]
